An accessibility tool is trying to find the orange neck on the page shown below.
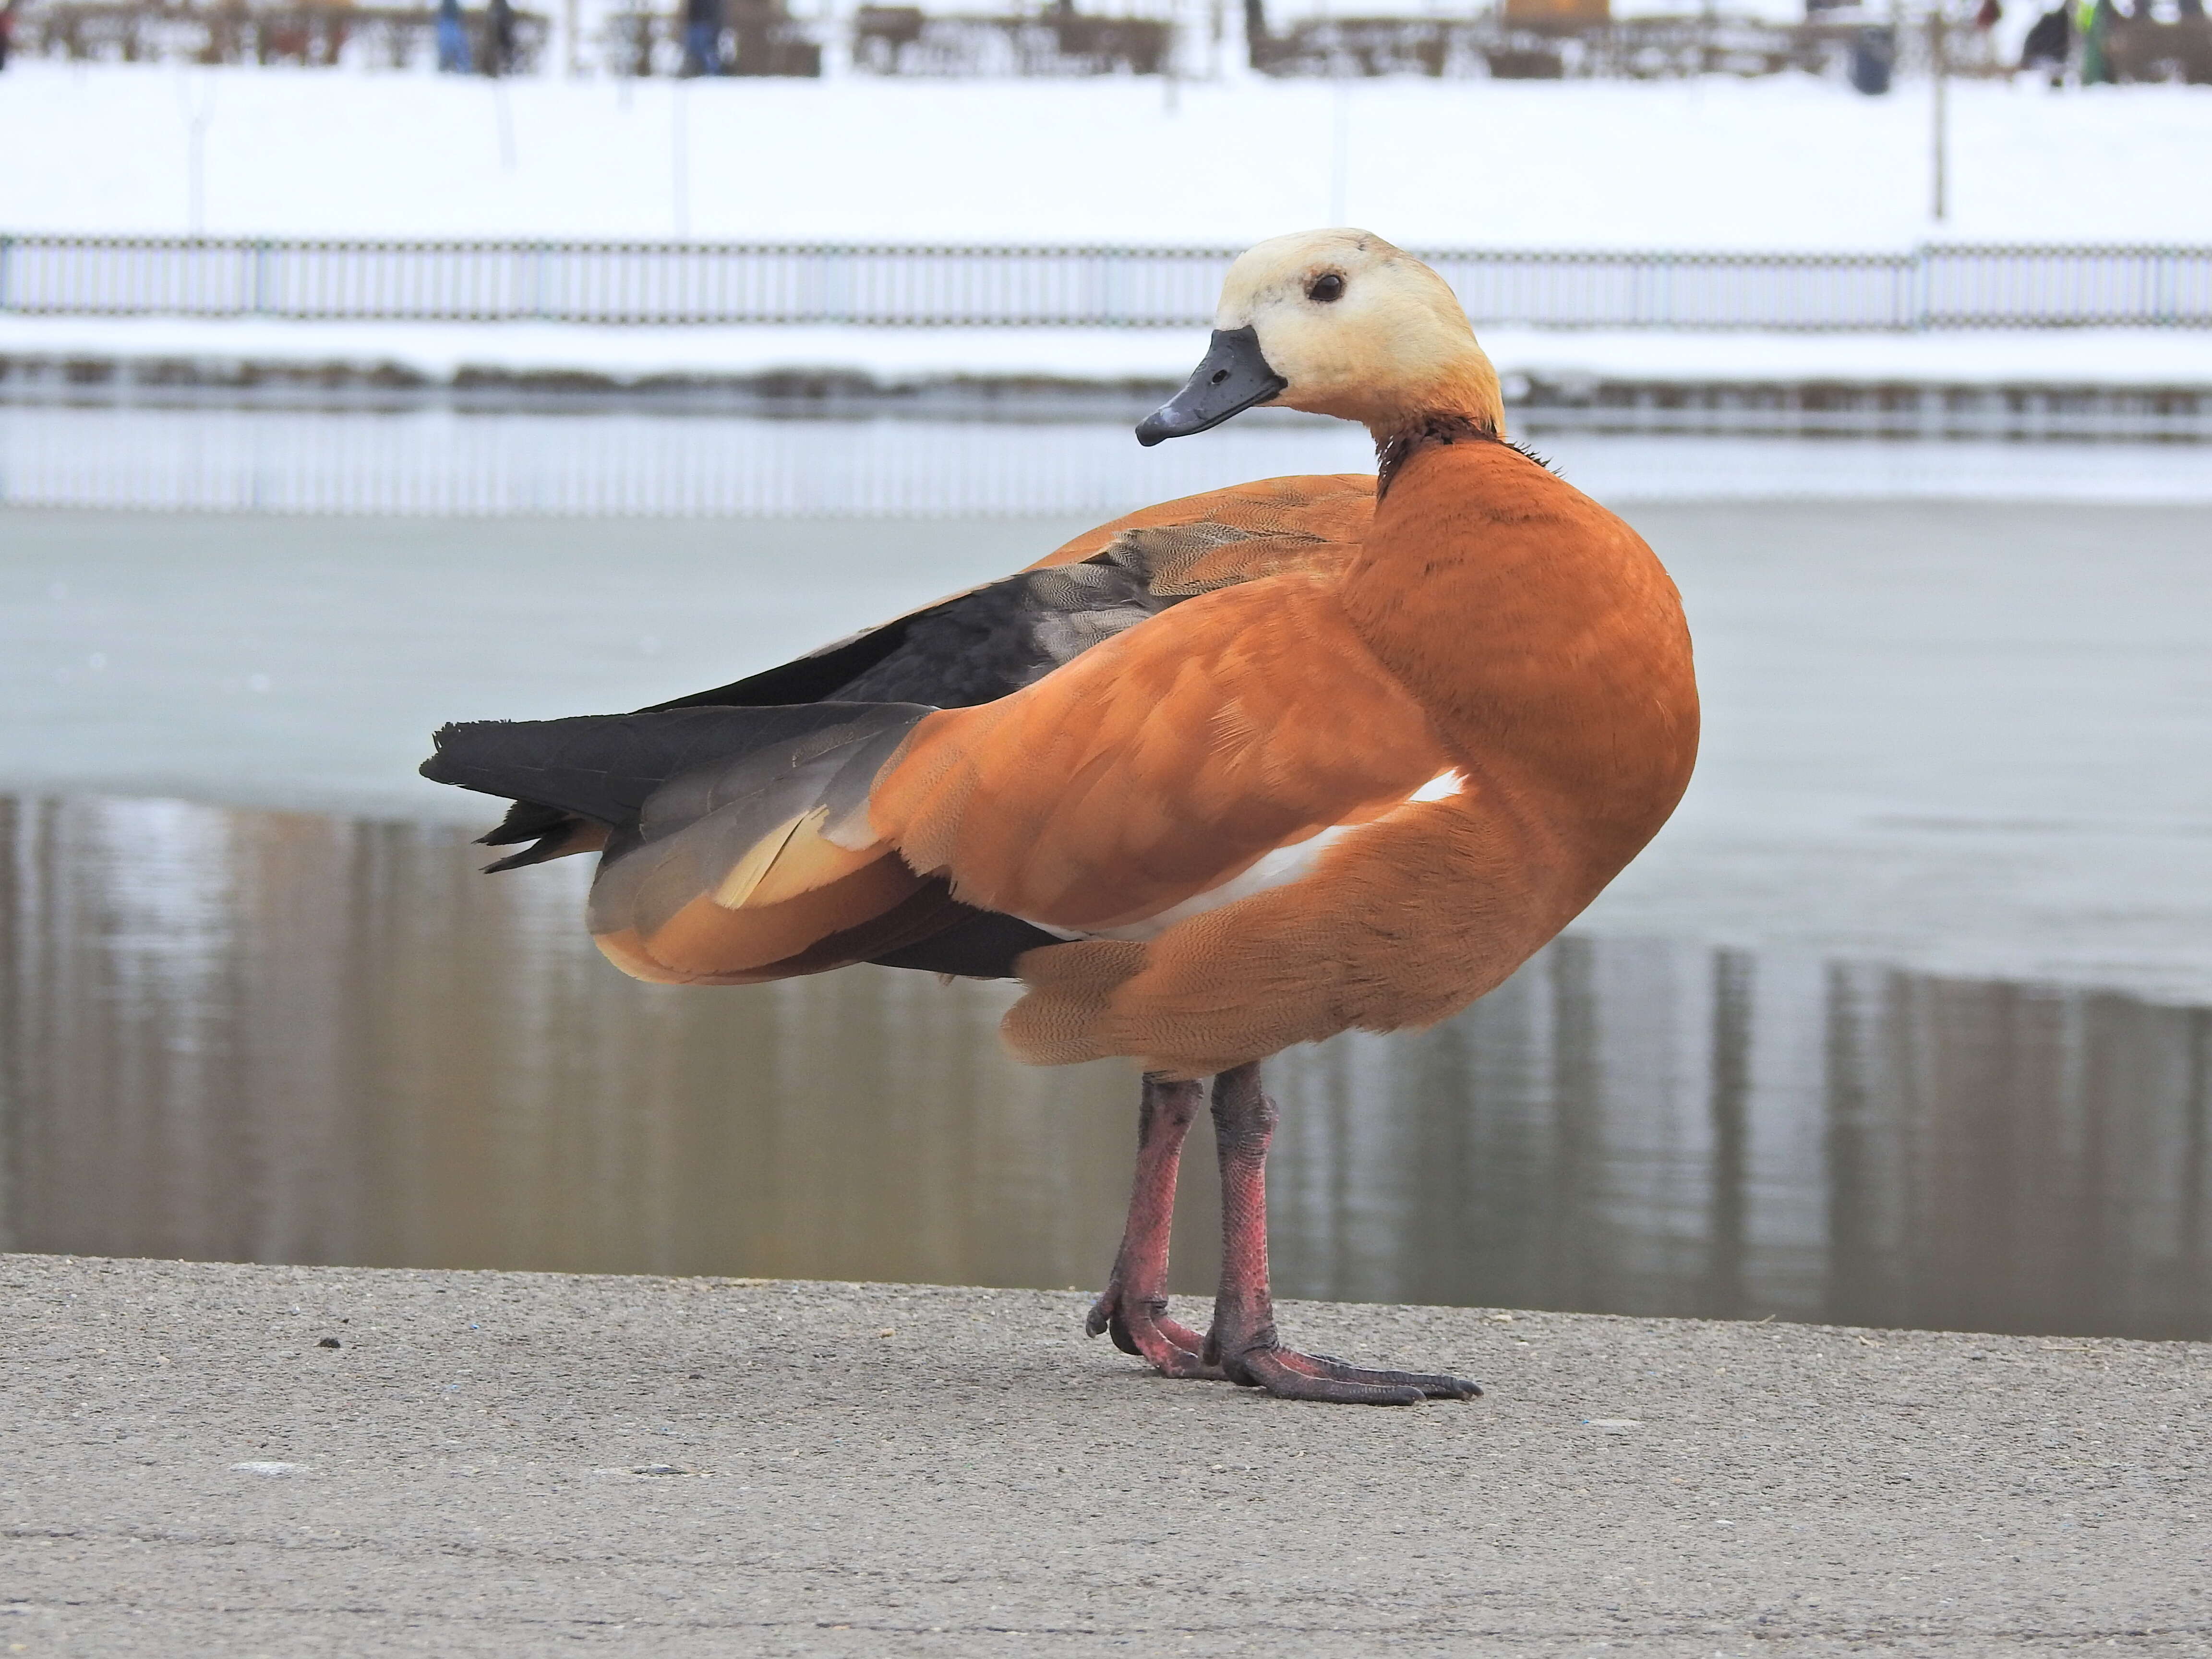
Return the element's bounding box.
[1374,410,1503,500]
[1365,358,1506,450]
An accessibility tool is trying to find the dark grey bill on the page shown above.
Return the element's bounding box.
[1135,326,1289,447]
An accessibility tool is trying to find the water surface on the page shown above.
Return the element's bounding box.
[4,459,2209,1339]
[2,796,2205,1341]
[6,499,2207,996]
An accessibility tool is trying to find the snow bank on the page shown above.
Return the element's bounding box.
[8,313,2212,387]
[9,404,2209,523]
[5,61,2210,250]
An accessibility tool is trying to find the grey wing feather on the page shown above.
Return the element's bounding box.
[825,559,1177,707]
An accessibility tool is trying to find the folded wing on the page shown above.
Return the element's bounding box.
[872,573,1452,934]
[421,473,1388,987]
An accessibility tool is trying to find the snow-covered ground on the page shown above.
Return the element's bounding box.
[8,61,2210,249]
[7,405,2208,521]
[7,63,2209,385]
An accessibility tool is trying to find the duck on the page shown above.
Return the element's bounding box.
[421,229,1699,1405]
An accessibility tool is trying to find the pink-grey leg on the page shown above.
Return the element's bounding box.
[1199,1062,1481,1405]
[1089,1062,1482,1406]
[1086,1073,1218,1378]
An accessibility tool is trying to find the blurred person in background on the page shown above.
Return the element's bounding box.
[2078,0,2116,81]
[2020,2,2070,78]
[683,0,726,73]
[0,0,17,71]
[1849,23,1896,92]
[484,0,517,73]
[437,0,474,71]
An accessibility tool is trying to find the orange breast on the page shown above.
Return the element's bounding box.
[1337,437,1700,883]
[999,437,1700,1078]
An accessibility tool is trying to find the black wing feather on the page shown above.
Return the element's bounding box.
[645,556,1179,716]
[421,703,927,829]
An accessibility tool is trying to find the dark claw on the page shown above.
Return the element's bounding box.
[1224,1344,1483,1405]
[1275,1349,1483,1400]
[1086,1285,1221,1379]
[1228,1347,1423,1404]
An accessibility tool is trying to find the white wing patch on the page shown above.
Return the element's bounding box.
[1028,769,1465,944]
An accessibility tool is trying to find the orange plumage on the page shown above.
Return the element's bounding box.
[421,229,1698,1405]
[890,438,1695,1076]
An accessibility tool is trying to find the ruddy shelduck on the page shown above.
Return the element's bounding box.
[423,229,1699,1405]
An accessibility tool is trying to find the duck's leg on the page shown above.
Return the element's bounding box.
[1201,1063,1483,1406]
[1085,1073,1220,1379]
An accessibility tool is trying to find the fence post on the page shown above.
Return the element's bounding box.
[252,238,275,317]
[0,236,11,314]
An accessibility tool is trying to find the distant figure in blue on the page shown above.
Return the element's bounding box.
[682,0,726,73]
[1848,24,1895,92]
[436,0,473,72]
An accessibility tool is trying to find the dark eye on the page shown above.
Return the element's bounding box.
[1307,273,1346,303]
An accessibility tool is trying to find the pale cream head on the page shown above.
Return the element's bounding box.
[1214,229,1504,437]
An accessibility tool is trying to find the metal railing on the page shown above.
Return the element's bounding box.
[3,235,2210,329]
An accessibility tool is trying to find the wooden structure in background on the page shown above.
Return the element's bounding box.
[13,0,548,67]
[851,4,1168,74]
[1502,0,1606,32]
[16,0,2189,79]
[2105,16,2212,83]
[1246,8,2008,80]
[603,0,819,73]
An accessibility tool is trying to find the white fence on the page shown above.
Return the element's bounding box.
[4,236,2211,329]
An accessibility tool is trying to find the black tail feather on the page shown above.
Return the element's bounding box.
[421,698,1050,980]
[419,702,930,830]
[478,799,574,848]
[480,817,610,874]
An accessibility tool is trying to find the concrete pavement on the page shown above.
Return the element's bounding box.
[2,1252,2208,1655]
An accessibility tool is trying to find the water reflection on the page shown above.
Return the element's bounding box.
[3,794,2206,1341]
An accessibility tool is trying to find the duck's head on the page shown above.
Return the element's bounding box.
[1137,229,1503,447]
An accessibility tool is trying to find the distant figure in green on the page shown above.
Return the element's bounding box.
[2078,0,2118,83]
